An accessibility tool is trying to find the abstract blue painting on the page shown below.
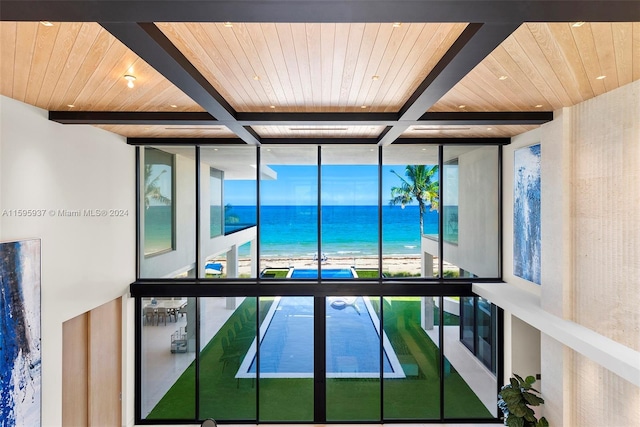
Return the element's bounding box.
[514,144,541,284]
[1,239,41,426]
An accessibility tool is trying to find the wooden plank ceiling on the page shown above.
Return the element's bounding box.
[431,22,640,112]
[155,22,468,113]
[1,19,639,141]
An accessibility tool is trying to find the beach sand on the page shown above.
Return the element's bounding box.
[212,255,435,277]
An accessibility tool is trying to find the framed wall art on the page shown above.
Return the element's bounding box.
[1,239,41,426]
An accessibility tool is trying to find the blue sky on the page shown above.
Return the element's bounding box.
[225,164,438,206]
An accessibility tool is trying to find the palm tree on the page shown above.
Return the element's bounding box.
[389,165,439,234]
[144,164,171,209]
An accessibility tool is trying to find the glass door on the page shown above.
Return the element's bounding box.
[325,295,381,421]
[257,296,315,421]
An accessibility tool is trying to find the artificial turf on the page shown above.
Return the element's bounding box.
[146,297,493,422]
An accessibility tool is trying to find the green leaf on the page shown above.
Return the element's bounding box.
[537,417,549,427]
[524,408,536,422]
[502,389,520,400]
[510,378,520,388]
[514,373,525,383]
[505,394,523,406]
[525,376,536,385]
[523,391,544,406]
[511,405,527,417]
[506,416,525,427]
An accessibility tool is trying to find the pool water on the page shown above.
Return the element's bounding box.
[236,296,405,378]
[290,268,355,279]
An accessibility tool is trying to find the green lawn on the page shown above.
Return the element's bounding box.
[146,297,492,422]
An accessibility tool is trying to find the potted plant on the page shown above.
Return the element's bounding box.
[498,374,549,427]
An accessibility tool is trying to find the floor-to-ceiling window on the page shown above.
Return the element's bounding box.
[133,143,502,424]
[259,146,318,276]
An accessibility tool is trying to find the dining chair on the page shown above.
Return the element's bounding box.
[156,307,169,326]
[143,306,157,326]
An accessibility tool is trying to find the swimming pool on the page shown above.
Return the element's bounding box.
[290,268,356,279]
[236,296,405,379]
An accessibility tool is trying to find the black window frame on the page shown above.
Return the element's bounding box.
[132,143,505,425]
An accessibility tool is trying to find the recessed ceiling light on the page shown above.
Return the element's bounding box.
[40,21,54,27]
[421,148,427,151]
[372,75,380,81]
[124,74,136,88]
[253,75,260,80]
[213,148,219,151]
[361,105,368,109]
[170,104,178,108]
[535,104,543,108]
[458,104,466,109]
[487,127,493,131]
[223,22,233,28]
[67,104,75,108]
[498,75,508,81]
[572,22,585,28]
[392,22,402,28]
[596,75,606,80]
[269,105,276,109]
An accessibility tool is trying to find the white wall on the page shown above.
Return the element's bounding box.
[423,146,499,277]
[198,162,257,277]
[0,96,136,426]
[454,146,499,277]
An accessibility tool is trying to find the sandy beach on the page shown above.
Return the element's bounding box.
[220,255,431,277]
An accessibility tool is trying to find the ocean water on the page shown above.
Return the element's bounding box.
[238,205,438,257]
[145,205,438,258]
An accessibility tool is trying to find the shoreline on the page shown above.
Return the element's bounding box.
[206,255,435,277]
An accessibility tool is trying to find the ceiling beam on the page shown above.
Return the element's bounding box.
[127,138,245,146]
[49,111,553,126]
[127,136,510,147]
[417,111,553,125]
[100,22,261,145]
[377,21,521,145]
[394,137,511,145]
[49,111,217,125]
[236,112,399,126]
[261,138,380,145]
[3,1,639,23]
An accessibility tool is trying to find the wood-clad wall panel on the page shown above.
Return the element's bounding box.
[62,313,89,427]
[88,298,122,427]
[62,298,123,427]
